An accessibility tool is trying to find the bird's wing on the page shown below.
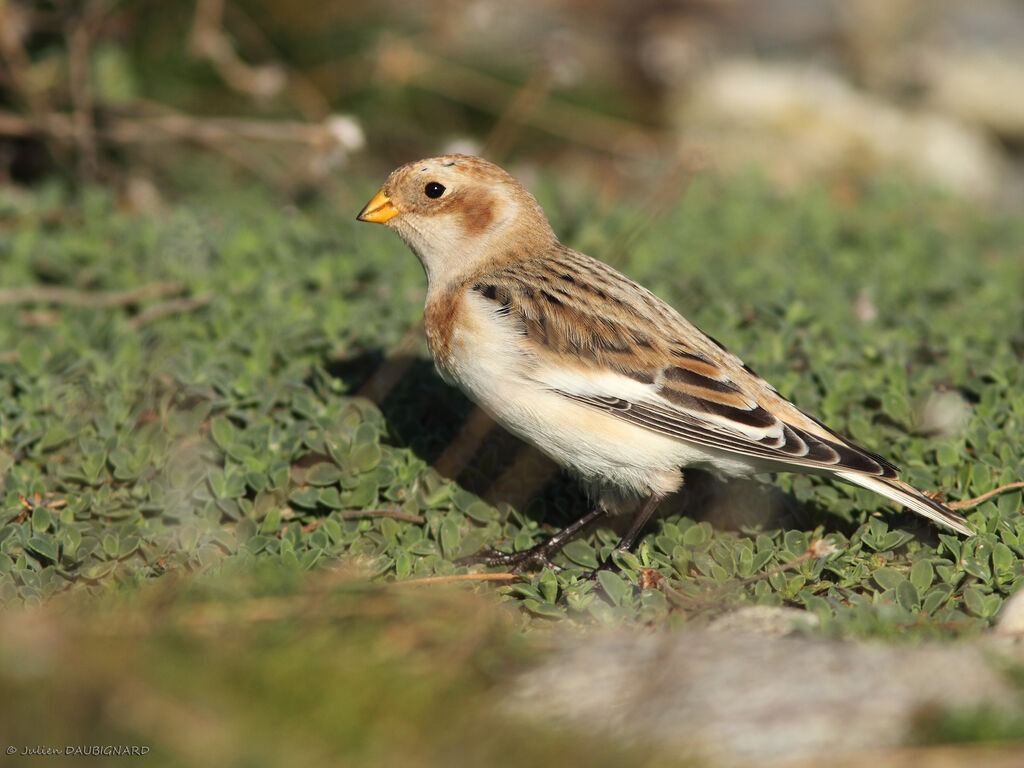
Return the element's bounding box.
[470,247,899,479]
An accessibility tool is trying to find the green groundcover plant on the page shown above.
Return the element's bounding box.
[1,173,1022,636]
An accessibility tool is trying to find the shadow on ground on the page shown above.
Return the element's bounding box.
[317,348,951,548]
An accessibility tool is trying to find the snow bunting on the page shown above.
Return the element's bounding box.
[357,155,972,570]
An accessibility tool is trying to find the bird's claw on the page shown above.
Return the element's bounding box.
[456,545,562,574]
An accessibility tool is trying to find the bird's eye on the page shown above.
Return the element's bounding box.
[424,182,446,199]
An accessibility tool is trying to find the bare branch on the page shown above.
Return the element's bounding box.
[948,482,1024,510]
[0,108,345,147]
[0,4,53,120]
[66,7,101,179]
[0,281,185,308]
[189,0,285,99]
[128,294,214,329]
[373,38,668,157]
[391,573,522,586]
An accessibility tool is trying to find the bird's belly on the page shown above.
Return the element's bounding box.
[434,315,699,497]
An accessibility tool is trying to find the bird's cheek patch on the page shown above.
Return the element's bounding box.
[457,193,496,236]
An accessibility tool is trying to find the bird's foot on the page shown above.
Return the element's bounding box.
[456,544,562,574]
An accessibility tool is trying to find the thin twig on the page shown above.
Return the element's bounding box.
[373,38,667,157]
[197,0,330,120]
[67,6,100,179]
[128,294,213,329]
[0,5,53,124]
[0,281,184,308]
[392,573,521,586]
[948,482,1024,510]
[189,0,285,99]
[610,150,707,258]
[482,63,553,161]
[0,109,342,146]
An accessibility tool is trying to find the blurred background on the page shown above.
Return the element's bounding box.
[3,0,1023,204]
[4,4,1024,766]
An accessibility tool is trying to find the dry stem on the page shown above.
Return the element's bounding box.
[392,573,521,587]
[0,281,184,308]
[948,482,1024,510]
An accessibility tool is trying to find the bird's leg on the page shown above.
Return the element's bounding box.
[593,493,661,573]
[457,506,608,573]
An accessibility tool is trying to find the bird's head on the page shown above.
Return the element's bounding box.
[357,154,555,289]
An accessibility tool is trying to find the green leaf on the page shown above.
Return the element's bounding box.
[596,570,631,607]
[340,475,378,509]
[562,539,598,569]
[375,517,399,547]
[682,523,710,548]
[523,599,566,619]
[751,549,774,572]
[877,530,914,551]
[394,549,412,579]
[118,536,140,558]
[102,534,119,558]
[611,549,641,573]
[735,545,754,577]
[27,537,58,563]
[259,507,281,535]
[349,441,382,473]
[439,515,461,560]
[961,556,991,581]
[783,531,808,556]
[895,580,919,611]
[962,586,988,617]
[909,560,933,592]
[37,426,71,452]
[31,506,52,534]
[318,487,344,509]
[938,534,962,561]
[210,416,236,450]
[288,488,320,508]
[921,583,954,614]
[306,462,343,486]
[867,517,889,540]
[992,543,1015,582]
[873,567,906,591]
[538,569,558,604]
[783,575,805,600]
[463,501,495,523]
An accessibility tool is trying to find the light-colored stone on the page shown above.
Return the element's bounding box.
[707,605,819,637]
[680,60,1007,200]
[511,628,1020,766]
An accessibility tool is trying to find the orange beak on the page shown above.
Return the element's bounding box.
[356,189,398,224]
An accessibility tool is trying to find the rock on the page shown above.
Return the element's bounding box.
[707,605,819,636]
[923,49,1024,140]
[511,627,1020,765]
[993,588,1024,636]
[679,59,1007,200]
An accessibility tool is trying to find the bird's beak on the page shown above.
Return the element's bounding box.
[356,189,399,224]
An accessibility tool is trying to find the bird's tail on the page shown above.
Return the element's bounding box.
[833,471,973,536]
